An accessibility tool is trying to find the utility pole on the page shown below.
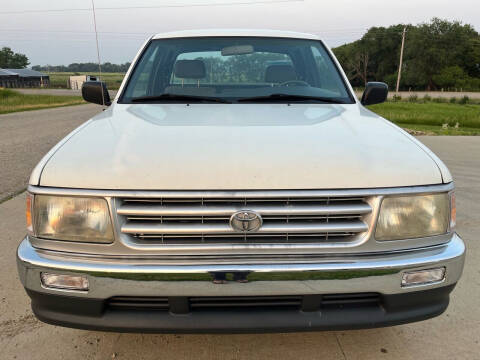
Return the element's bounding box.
[396,27,406,93]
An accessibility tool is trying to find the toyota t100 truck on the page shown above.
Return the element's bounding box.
[17,30,465,333]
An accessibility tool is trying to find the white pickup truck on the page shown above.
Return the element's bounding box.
[17,29,465,333]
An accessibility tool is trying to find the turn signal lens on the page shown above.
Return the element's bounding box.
[450,192,456,230]
[40,273,89,291]
[401,268,445,287]
[26,193,33,235]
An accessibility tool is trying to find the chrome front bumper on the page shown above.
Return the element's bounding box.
[17,234,466,332]
[18,234,465,298]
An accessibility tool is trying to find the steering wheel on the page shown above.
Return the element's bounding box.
[278,80,310,87]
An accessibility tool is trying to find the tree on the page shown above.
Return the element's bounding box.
[403,18,480,90]
[432,66,467,89]
[32,62,131,73]
[193,53,289,84]
[333,18,480,91]
[334,25,406,87]
[0,47,29,68]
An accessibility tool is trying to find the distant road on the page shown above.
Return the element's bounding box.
[355,90,480,99]
[0,104,101,202]
[15,88,118,97]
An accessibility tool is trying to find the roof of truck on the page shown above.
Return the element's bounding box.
[152,29,320,40]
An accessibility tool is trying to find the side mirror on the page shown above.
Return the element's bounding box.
[361,82,388,106]
[82,81,111,106]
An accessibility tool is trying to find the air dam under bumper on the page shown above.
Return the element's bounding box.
[17,234,465,333]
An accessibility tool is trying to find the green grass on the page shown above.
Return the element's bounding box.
[3,84,479,135]
[47,72,125,90]
[0,88,85,114]
[368,101,480,135]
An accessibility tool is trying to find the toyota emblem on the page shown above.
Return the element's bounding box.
[229,210,263,232]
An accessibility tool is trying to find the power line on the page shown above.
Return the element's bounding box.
[0,28,403,39]
[0,0,303,15]
[0,28,373,35]
[0,29,150,35]
[0,38,145,44]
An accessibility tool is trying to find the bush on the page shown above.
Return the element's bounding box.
[433,97,446,103]
[458,96,470,104]
[423,94,432,102]
[392,94,402,102]
[408,94,418,102]
[432,66,467,89]
[450,97,457,103]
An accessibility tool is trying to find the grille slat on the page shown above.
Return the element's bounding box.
[117,195,371,246]
[121,221,368,235]
[107,294,380,312]
[118,203,372,216]
[108,297,169,310]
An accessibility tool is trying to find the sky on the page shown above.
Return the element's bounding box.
[1,0,479,67]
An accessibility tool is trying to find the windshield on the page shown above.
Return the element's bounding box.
[120,37,354,104]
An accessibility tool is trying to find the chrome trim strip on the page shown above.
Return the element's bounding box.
[121,220,368,235]
[29,232,454,255]
[27,183,453,198]
[20,235,464,273]
[120,235,366,252]
[117,203,372,216]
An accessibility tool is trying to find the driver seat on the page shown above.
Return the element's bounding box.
[265,64,298,84]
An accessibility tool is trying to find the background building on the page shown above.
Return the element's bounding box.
[0,69,19,87]
[69,75,98,90]
[0,68,49,87]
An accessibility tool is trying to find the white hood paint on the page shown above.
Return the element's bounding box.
[35,103,448,190]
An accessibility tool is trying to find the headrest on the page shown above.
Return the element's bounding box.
[174,60,206,79]
[265,64,297,83]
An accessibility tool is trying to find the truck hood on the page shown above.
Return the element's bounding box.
[35,103,446,190]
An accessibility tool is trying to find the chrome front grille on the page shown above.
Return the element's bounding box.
[117,195,372,246]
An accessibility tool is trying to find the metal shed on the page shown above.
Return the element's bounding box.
[0,69,19,88]
[2,68,50,87]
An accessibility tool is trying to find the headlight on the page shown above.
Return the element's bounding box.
[375,193,450,241]
[31,195,114,243]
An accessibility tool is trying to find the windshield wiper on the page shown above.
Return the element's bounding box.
[131,93,231,103]
[237,93,346,104]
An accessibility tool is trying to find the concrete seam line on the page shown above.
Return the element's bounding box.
[0,187,27,205]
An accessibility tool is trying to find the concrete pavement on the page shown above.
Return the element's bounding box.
[0,104,101,202]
